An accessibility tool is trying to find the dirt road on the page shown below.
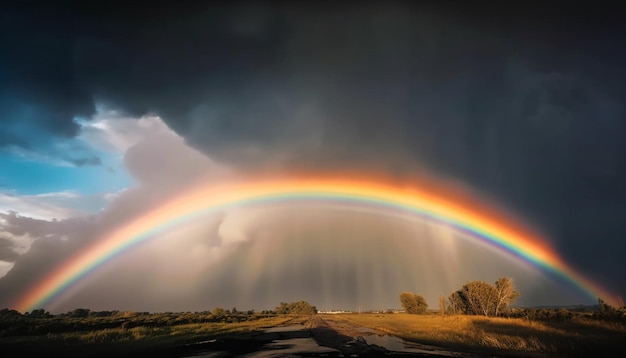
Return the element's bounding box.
[308,314,478,357]
[177,315,477,357]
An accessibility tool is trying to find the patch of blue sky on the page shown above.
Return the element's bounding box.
[1,103,135,196]
[0,147,133,196]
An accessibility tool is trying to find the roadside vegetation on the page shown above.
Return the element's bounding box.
[405,276,520,317]
[388,277,626,355]
[342,311,626,356]
[0,302,313,357]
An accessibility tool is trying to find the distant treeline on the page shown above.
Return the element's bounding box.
[0,300,317,338]
[507,299,626,321]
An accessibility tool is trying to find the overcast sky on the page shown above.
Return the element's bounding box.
[1,1,624,312]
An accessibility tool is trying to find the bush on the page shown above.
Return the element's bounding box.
[399,292,428,314]
[275,301,317,315]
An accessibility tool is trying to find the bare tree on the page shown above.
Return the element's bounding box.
[494,277,520,316]
[439,294,446,316]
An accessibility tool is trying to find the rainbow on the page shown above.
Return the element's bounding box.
[13,176,618,311]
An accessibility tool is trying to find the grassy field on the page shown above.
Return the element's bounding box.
[0,314,297,357]
[2,310,625,357]
[339,313,626,356]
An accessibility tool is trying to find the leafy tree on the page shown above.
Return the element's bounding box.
[90,310,115,317]
[291,301,317,315]
[399,292,428,314]
[275,301,317,315]
[461,281,497,316]
[275,302,290,314]
[447,290,465,315]
[27,309,52,318]
[67,308,90,318]
[0,308,22,318]
[447,278,519,317]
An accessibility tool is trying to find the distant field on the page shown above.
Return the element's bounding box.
[337,313,626,356]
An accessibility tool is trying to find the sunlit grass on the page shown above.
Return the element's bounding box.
[339,313,626,355]
[57,316,290,342]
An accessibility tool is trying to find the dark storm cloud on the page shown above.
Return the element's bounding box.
[0,237,20,262]
[0,1,94,148]
[2,2,621,168]
[2,2,623,167]
[1,1,625,299]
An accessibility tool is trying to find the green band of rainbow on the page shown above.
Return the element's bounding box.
[12,178,617,311]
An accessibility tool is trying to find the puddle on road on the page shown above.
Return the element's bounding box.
[182,322,475,357]
[245,338,338,357]
[363,333,473,357]
[182,323,338,357]
[181,353,227,358]
[263,324,307,333]
[247,324,338,357]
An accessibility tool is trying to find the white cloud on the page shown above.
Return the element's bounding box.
[0,231,33,255]
[77,108,171,153]
[0,192,82,220]
[0,109,212,220]
[0,261,14,279]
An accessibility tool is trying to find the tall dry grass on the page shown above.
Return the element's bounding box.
[47,315,293,343]
[340,313,626,356]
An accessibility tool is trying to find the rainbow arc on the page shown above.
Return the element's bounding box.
[13,177,618,311]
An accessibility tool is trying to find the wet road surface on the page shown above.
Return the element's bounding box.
[179,315,479,357]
